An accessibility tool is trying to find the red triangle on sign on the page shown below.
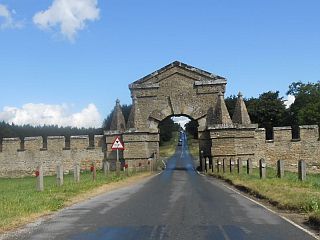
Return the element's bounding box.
[111,136,124,150]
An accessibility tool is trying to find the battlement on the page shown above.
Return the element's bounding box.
[0,134,106,177]
[0,135,105,153]
[255,125,319,142]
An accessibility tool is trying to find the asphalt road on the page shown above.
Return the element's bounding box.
[3,137,316,240]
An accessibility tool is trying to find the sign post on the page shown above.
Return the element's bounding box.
[111,136,125,171]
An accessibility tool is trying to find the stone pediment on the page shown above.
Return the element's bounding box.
[129,61,226,90]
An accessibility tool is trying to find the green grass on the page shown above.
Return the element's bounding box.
[208,167,320,225]
[0,170,145,232]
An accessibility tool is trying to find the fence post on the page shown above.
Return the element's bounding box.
[229,158,235,173]
[217,159,221,173]
[237,158,242,174]
[201,151,205,172]
[56,164,63,186]
[298,160,306,181]
[36,164,44,192]
[259,158,266,179]
[103,161,109,176]
[92,163,96,181]
[247,159,252,175]
[210,157,214,173]
[222,158,227,173]
[116,161,121,177]
[74,163,80,183]
[277,160,284,178]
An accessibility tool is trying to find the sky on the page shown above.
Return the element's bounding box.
[0,0,320,128]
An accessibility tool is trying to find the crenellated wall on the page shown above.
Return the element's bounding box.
[210,125,320,170]
[0,135,105,177]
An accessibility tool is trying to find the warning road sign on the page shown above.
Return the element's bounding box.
[111,137,124,150]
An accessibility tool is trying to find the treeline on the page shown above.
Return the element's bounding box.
[0,81,319,141]
[0,122,102,139]
[225,81,320,139]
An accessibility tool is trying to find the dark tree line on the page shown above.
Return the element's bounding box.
[225,81,320,139]
[0,121,102,139]
[1,81,319,141]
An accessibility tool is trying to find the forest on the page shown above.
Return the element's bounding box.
[0,81,319,142]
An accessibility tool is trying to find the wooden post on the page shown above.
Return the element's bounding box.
[211,158,214,173]
[247,159,252,175]
[259,158,266,179]
[92,163,96,181]
[74,163,80,183]
[201,151,205,172]
[217,159,221,173]
[277,160,284,178]
[56,164,63,186]
[116,161,121,177]
[222,158,227,173]
[103,161,109,176]
[237,158,242,174]
[229,158,235,173]
[298,160,306,181]
[36,165,44,192]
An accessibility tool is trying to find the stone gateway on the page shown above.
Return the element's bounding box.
[105,61,320,171]
[0,61,319,177]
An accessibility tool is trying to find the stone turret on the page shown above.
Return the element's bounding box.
[110,99,126,132]
[232,92,251,125]
[211,92,233,125]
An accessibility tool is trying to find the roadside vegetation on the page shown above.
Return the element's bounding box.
[159,131,179,159]
[0,170,151,233]
[186,134,199,160]
[208,168,320,227]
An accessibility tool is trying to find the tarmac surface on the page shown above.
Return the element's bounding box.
[3,136,316,240]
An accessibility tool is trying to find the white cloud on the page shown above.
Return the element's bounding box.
[172,116,191,129]
[0,4,23,29]
[0,103,102,128]
[33,0,100,41]
[285,95,295,109]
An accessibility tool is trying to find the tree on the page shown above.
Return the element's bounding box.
[287,81,320,127]
[248,91,287,139]
[158,117,179,145]
[225,95,238,117]
[185,119,199,139]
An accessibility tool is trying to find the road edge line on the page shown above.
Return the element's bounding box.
[221,182,319,240]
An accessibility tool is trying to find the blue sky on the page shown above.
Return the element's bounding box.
[0,0,320,128]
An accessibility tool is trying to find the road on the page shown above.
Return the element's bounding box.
[3,137,316,240]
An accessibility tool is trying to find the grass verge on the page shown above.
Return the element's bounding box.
[208,168,320,227]
[0,170,151,233]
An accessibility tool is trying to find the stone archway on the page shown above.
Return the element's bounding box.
[104,61,257,169]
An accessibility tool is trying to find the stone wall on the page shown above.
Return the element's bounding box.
[210,125,320,170]
[0,135,105,177]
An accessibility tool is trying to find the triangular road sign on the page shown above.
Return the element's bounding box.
[111,136,124,150]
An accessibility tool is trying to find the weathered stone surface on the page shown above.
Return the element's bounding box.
[110,99,126,132]
[209,92,232,125]
[232,92,251,125]
[0,135,104,177]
